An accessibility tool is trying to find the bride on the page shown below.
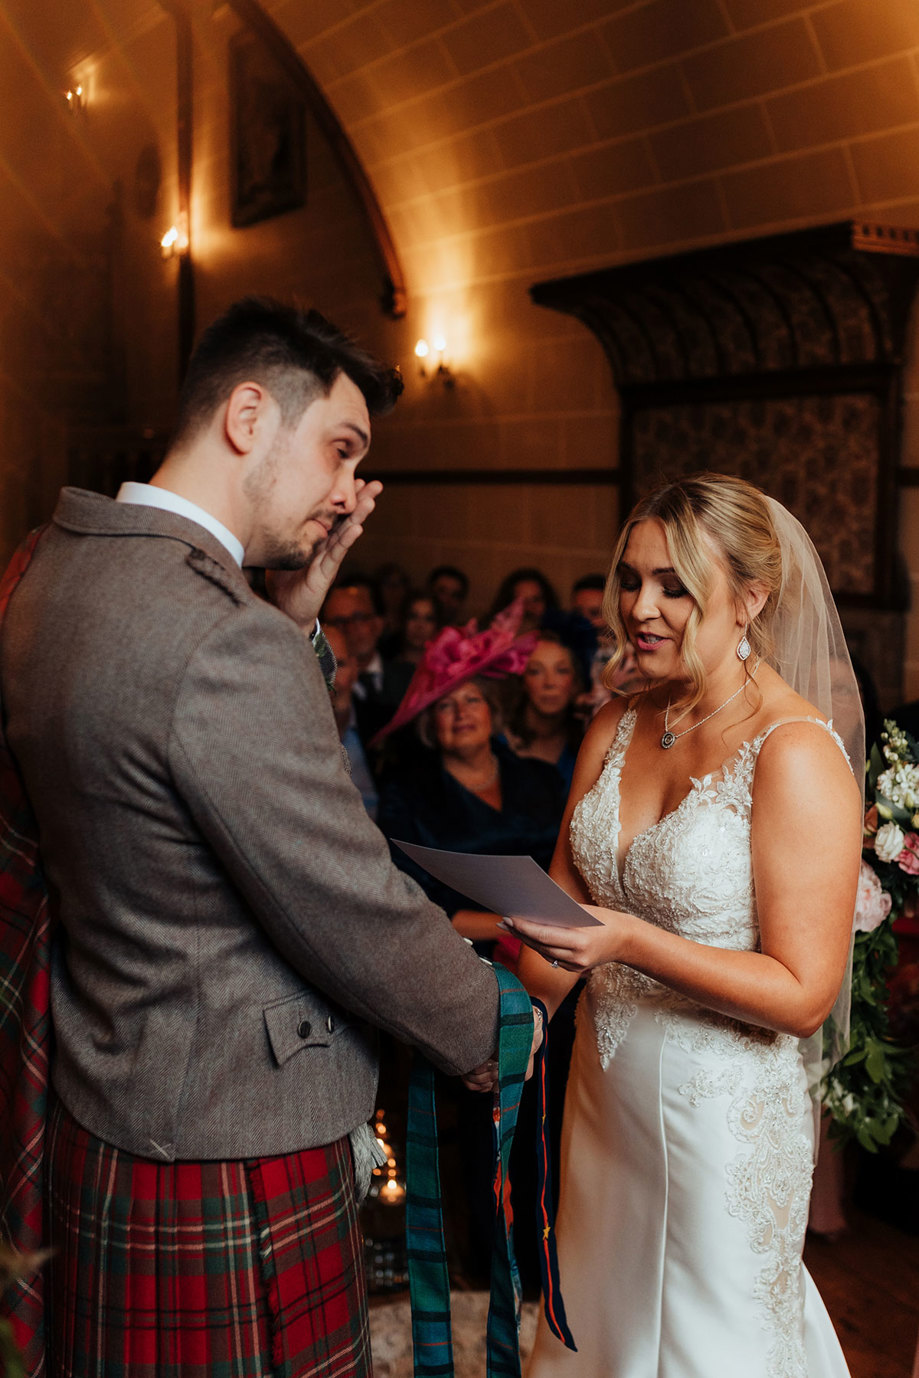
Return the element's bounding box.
[510,473,863,1378]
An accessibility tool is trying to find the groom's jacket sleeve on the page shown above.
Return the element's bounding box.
[170,594,500,1076]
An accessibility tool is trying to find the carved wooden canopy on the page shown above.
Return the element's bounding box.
[531,223,919,610]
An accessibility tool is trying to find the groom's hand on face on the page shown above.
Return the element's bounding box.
[266,479,383,629]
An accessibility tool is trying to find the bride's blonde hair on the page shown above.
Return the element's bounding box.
[602,473,784,714]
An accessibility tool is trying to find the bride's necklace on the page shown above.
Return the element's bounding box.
[660,663,758,750]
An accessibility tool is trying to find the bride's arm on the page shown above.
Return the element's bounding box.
[516,699,627,1018]
[509,722,862,1039]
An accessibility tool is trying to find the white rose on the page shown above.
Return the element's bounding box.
[875,821,906,863]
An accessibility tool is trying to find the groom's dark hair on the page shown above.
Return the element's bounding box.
[173,296,403,444]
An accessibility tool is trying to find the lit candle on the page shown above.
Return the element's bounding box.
[380,1178,406,1205]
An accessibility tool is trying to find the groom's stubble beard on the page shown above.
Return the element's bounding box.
[243,439,337,571]
[257,522,330,571]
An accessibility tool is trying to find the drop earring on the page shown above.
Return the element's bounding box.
[736,629,751,662]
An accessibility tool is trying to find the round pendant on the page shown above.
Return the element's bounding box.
[660,731,676,749]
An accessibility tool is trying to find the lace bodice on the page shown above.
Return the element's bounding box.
[570,707,846,1065]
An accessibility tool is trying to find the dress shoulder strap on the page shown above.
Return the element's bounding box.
[605,704,638,767]
[754,715,851,770]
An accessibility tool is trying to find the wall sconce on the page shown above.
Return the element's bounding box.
[64,84,85,113]
[414,336,454,387]
[160,212,189,259]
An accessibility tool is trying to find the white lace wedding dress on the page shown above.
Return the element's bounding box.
[526,709,851,1378]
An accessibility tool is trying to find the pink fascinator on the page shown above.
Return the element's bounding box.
[369,599,538,745]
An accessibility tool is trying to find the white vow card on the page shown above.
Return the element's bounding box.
[392,840,602,927]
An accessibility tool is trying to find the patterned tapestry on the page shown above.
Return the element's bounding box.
[629,391,881,598]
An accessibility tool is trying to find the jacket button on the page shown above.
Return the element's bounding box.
[297,1019,312,1039]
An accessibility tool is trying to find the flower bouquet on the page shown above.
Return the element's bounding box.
[822,721,917,1150]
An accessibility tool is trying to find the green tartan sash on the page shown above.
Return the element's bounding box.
[405,964,534,1378]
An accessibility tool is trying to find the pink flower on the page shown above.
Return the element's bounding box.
[898,832,919,877]
[854,860,892,933]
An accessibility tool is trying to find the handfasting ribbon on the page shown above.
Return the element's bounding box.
[405,1054,454,1377]
[406,964,534,1378]
[485,965,534,1378]
[0,526,52,1378]
[530,997,576,1351]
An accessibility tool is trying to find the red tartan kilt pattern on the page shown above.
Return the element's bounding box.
[45,1097,371,1378]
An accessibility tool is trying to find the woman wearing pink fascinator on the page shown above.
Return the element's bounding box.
[375,599,565,953]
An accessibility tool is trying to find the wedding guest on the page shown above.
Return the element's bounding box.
[375,605,565,953]
[489,566,560,633]
[569,573,646,720]
[426,563,469,626]
[577,633,646,723]
[323,623,378,819]
[323,574,392,742]
[372,592,442,752]
[388,591,439,669]
[375,560,411,643]
[323,574,385,687]
[570,573,607,630]
[506,632,584,789]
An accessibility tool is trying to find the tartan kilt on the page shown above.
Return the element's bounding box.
[45,1096,372,1378]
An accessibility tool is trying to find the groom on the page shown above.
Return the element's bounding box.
[0,298,506,1377]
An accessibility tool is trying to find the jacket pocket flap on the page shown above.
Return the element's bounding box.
[264,991,342,1066]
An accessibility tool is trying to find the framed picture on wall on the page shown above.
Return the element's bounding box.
[229,30,306,228]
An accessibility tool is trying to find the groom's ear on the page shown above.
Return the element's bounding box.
[225,381,276,457]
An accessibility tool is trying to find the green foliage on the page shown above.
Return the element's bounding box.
[821,721,917,1150]
[822,924,914,1151]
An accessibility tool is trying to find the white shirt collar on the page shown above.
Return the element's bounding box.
[115,482,245,567]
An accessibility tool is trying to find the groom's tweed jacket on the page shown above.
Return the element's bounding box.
[0,488,499,1161]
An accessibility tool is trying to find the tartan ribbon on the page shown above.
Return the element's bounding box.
[405,1051,454,1377]
[530,998,575,1352]
[484,967,533,1378]
[0,526,51,1378]
[406,966,574,1378]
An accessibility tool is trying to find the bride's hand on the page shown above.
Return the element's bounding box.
[503,906,629,973]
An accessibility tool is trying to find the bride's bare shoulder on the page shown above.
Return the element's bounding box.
[752,686,859,802]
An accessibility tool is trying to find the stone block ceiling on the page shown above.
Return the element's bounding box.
[263,0,919,296]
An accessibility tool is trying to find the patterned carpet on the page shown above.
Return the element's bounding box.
[369,1292,540,1377]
